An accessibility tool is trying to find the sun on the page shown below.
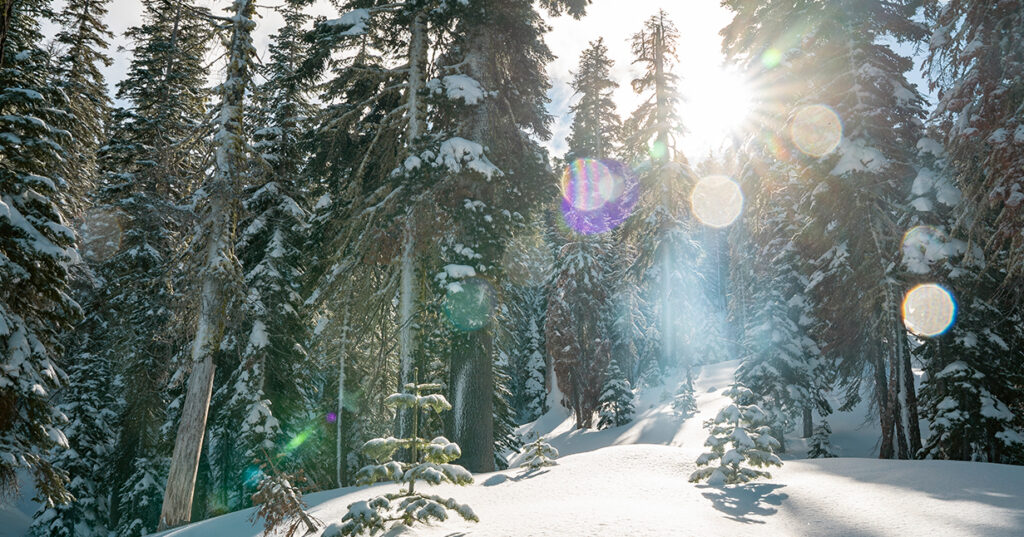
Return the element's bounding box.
[681,67,753,152]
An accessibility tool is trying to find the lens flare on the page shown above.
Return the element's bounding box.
[285,426,314,454]
[443,277,497,332]
[691,176,744,228]
[902,284,956,337]
[560,159,621,211]
[560,159,638,235]
[325,412,337,424]
[761,48,783,69]
[790,105,842,158]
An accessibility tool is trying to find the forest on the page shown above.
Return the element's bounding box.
[1,0,1022,535]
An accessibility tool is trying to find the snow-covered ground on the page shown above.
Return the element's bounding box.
[149,359,1024,537]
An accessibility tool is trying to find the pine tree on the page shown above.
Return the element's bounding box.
[96,1,211,528]
[51,0,113,216]
[722,0,928,460]
[206,0,315,510]
[597,361,634,429]
[546,232,613,429]
[0,0,77,506]
[28,351,116,537]
[672,383,697,417]
[624,10,684,162]
[689,384,782,486]
[336,378,477,536]
[520,434,558,470]
[565,38,621,162]
[807,420,838,459]
[924,0,1024,298]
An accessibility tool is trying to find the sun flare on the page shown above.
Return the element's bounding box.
[682,68,753,151]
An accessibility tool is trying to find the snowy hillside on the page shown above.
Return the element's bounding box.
[154,361,1024,537]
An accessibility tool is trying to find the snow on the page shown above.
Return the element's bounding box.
[432,138,502,179]
[152,361,1024,537]
[434,75,486,105]
[830,138,889,176]
[322,9,370,36]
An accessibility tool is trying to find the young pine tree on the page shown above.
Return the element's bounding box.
[689,384,782,486]
[336,378,476,536]
[597,361,635,429]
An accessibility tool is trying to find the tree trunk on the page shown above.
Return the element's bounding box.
[449,330,494,472]
[802,407,813,438]
[0,0,17,68]
[874,350,894,459]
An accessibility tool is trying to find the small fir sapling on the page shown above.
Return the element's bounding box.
[337,371,477,536]
[520,434,559,470]
[807,420,838,459]
[250,450,321,537]
[597,362,635,429]
[689,384,782,486]
[672,383,697,417]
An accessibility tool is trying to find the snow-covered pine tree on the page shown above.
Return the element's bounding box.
[896,129,1022,463]
[672,382,697,417]
[336,378,476,536]
[160,0,255,528]
[95,2,212,528]
[546,231,613,429]
[205,0,315,511]
[28,349,116,537]
[0,0,77,507]
[51,0,113,216]
[621,11,712,386]
[428,0,589,470]
[520,434,558,470]
[924,0,1024,301]
[722,0,927,460]
[597,361,634,429]
[807,419,838,459]
[565,38,621,162]
[689,384,782,486]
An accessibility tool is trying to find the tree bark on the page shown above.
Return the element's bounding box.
[802,407,813,438]
[449,330,494,472]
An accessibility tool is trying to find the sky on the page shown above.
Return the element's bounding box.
[41,0,925,163]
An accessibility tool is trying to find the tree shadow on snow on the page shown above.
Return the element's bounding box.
[512,468,551,482]
[698,483,788,524]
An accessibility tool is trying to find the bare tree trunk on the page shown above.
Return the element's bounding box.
[159,0,251,528]
[802,407,813,438]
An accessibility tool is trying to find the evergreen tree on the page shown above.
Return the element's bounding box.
[95,0,211,527]
[722,0,928,460]
[546,232,613,429]
[624,10,684,162]
[520,434,559,470]
[924,0,1024,298]
[161,0,254,528]
[52,0,113,216]
[689,384,782,486]
[565,38,621,162]
[807,419,838,459]
[28,350,116,537]
[336,379,476,536]
[597,361,634,429]
[0,0,77,506]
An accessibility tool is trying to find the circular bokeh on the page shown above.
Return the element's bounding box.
[790,105,842,158]
[691,175,744,228]
[443,277,498,332]
[560,159,638,235]
[902,283,957,337]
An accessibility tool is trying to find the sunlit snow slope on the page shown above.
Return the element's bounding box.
[152,360,1024,537]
